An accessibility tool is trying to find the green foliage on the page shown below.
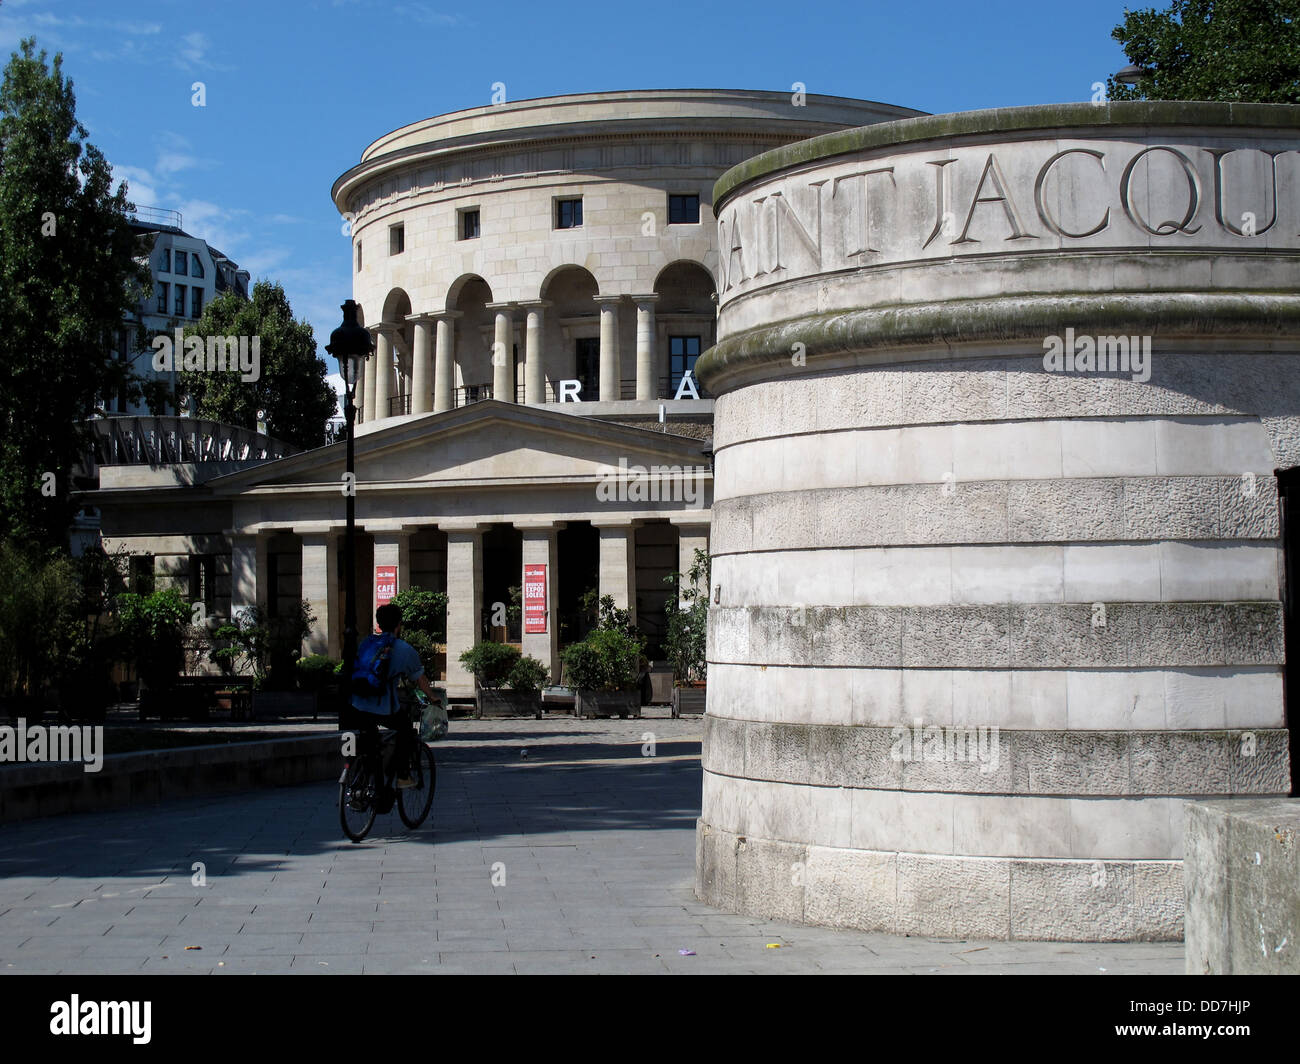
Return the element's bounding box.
[0,39,154,547]
[1107,0,1300,103]
[114,587,191,693]
[506,655,549,695]
[390,587,447,641]
[458,640,520,690]
[663,548,710,684]
[178,281,337,450]
[210,600,315,690]
[295,654,341,692]
[0,539,83,705]
[561,628,642,692]
[403,628,442,681]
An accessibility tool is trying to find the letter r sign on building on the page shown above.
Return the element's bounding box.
[524,563,547,634]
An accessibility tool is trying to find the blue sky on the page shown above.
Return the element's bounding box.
[0,0,1136,385]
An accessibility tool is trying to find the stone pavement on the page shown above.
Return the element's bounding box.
[0,717,1184,974]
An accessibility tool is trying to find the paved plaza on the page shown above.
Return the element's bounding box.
[0,718,1184,974]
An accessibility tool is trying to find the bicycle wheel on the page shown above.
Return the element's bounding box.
[339,757,378,842]
[397,742,436,829]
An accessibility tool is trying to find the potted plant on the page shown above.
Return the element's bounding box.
[210,601,317,717]
[392,587,448,681]
[562,626,644,719]
[460,641,549,717]
[664,548,709,717]
[295,653,341,717]
[115,587,193,720]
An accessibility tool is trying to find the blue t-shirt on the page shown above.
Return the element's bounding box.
[352,634,425,716]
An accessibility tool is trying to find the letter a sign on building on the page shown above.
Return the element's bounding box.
[524,563,547,634]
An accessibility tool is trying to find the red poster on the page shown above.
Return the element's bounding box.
[375,565,398,609]
[524,563,547,634]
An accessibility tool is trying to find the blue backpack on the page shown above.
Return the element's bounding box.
[351,633,396,700]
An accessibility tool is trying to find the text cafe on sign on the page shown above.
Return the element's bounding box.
[375,565,398,626]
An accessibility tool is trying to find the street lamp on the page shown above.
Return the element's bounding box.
[326,299,373,730]
[1114,64,1152,86]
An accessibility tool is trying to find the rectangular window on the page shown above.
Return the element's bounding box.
[130,555,155,596]
[174,284,186,316]
[175,250,187,276]
[460,208,480,240]
[389,224,405,254]
[191,287,203,318]
[156,282,169,314]
[669,194,700,224]
[190,253,204,279]
[574,336,600,398]
[670,335,702,393]
[555,198,583,229]
[160,248,170,273]
[355,241,362,271]
[188,555,216,611]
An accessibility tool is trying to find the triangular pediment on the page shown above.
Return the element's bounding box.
[208,401,710,494]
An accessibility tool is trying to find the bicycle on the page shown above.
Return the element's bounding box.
[339,698,436,843]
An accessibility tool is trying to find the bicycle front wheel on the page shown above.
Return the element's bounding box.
[397,742,436,829]
[339,758,378,842]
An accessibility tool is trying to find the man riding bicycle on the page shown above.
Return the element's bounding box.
[352,603,439,790]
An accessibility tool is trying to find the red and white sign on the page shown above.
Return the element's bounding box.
[524,563,547,634]
[375,565,398,609]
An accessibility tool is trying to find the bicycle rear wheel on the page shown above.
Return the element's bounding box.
[397,742,436,829]
[339,757,378,842]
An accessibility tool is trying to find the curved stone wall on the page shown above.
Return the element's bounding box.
[695,102,1300,941]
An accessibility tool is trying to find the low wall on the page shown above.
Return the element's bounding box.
[0,734,341,823]
[1184,798,1300,974]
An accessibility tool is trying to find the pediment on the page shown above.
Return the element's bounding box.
[209,402,710,493]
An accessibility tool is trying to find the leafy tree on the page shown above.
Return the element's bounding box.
[178,281,338,449]
[663,548,710,684]
[0,39,153,547]
[1107,0,1300,103]
[210,600,315,690]
[0,539,83,708]
[114,587,192,695]
[390,587,448,641]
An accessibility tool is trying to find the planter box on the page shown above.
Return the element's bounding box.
[476,687,544,719]
[251,691,317,718]
[576,690,641,719]
[672,684,707,717]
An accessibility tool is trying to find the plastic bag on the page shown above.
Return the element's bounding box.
[419,684,450,742]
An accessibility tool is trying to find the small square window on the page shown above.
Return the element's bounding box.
[175,250,188,276]
[389,225,405,255]
[669,194,700,225]
[460,208,480,240]
[191,287,203,318]
[191,253,204,279]
[156,282,169,314]
[160,248,170,273]
[556,198,583,229]
[174,284,186,316]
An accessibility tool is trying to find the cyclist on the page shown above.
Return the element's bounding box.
[352,603,439,790]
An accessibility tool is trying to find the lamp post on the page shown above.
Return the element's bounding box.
[326,300,373,729]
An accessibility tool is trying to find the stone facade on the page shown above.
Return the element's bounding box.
[696,101,1300,940]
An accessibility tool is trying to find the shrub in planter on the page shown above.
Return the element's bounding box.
[459,641,520,689]
[391,587,448,642]
[562,627,643,718]
[295,654,340,692]
[404,629,446,682]
[461,641,549,718]
[663,547,709,687]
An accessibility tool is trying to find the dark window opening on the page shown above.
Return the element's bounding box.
[556,198,583,229]
[575,336,599,399]
[669,194,700,224]
[669,335,701,393]
[461,209,480,240]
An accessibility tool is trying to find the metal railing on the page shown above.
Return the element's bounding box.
[86,415,296,466]
[387,393,411,417]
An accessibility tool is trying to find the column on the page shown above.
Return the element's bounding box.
[442,525,485,698]
[594,295,621,402]
[229,532,268,619]
[519,299,550,405]
[486,302,515,403]
[362,351,376,424]
[593,521,638,626]
[407,314,434,415]
[300,531,341,657]
[371,326,393,422]
[433,311,460,413]
[633,294,659,401]
[518,522,563,683]
[371,529,411,624]
[671,520,710,604]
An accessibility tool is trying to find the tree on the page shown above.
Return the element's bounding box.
[1107,0,1300,103]
[0,39,152,547]
[178,281,338,450]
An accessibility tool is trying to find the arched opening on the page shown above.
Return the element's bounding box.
[380,288,412,417]
[653,261,716,398]
[540,266,599,403]
[449,276,494,406]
